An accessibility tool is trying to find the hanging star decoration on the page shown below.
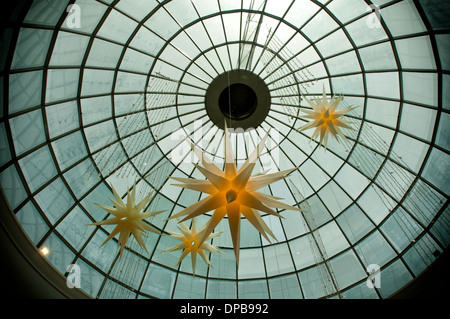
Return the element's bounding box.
[297,85,358,150]
[163,218,223,275]
[168,123,303,266]
[90,182,164,257]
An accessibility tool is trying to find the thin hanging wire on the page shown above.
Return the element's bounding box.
[288,179,341,299]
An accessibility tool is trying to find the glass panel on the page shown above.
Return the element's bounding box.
[435,112,450,150]
[208,247,237,279]
[191,0,220,17]
[34,177,74,225]
[345,16,387,47]
[0,164,27,209]
[317,221,350,257]
[298,266,328,299]
[140,263,176,298]
[24,0,70,26]
[341,280,379,299]
[358,42,397,71]
[76,259,105,298]
[80,229,117,273]
[263,243,295,276]
[16,201,49,245]
[40,232,76,275]
[378,259,412,298]
[206,279,237,299]
[391,133,429,172]
[395,36,436,70]
[144,7,181,40]
[380,207,422,253]
[96,9,138,44]
[327,0,369,24]
[8,71,43,114]
[63,158,99,198]
[46,68,80,104]
[0,124,10,166]
[80,96,112,126]
[422,148,450,196]
[292,234,320,270]
[85,38,123,69]
[315,29,353,58]
[366,72,400,100]
[19,146,57,193]
[45,100,79,139]
[172,273,206,299]
[50,31,90,67]
[130,27,166,56]
[237,248,265,279]
[81,69,115,96]
[115,71,147,93]
[164,0,199,27]
[357,184,395,225]
[268,274,302,299]
[334,163,370,200]
[325,51,361,76]
[56,205,93,250]
[318,181,352,217]
[336,204,375,244]
[436,34,450,71]
[381,0,426,37]
[331,74,364,96]
[9,109,46,156]
[120,48,155,73]
[115,0,158,21]
[238,279,269,299]
[402,72,438,107]
[365,98,399,128]
[11,28,53,69]
[285,0,320,29]
[302,9,339,43]
[354,230,397,268]
[330,249,366,290]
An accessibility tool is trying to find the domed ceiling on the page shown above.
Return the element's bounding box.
[0,0,449,299]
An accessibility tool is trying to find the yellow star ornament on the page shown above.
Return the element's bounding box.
[163,218,223,275]
[168,124,302,266]
[90,182,164,257]
[297,86,358,150]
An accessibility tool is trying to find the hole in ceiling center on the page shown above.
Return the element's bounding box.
[218,83,258,120]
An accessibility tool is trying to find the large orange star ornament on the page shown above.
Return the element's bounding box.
[168,124,302,266]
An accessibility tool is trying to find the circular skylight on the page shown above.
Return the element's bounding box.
[0,0,449,299]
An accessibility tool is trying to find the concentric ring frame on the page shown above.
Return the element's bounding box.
[0,0,449,299]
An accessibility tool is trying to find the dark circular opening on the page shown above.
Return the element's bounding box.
[218,83,258,120]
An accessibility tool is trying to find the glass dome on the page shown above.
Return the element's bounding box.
[0,0,449,299]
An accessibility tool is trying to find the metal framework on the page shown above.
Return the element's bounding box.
[0,0,448,299]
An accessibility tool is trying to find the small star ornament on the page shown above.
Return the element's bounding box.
[90,182,164,257]
[163,218,223,275]
[297,85,358,150]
